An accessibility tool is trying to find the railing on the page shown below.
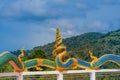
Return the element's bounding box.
[0,69,120,80]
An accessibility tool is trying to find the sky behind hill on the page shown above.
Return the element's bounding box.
[0,0,120,53]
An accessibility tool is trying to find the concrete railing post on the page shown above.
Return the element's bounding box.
[90,71,96,80]
[57,72,63,80]
[17,73,23,80]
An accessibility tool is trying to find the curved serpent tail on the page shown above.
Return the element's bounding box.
[92,54,120,68]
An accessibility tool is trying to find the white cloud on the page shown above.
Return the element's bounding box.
[42,19,77,37]
[46,19,75,29]
[52,0,66,3]
[0,0,47,17]
[21,0,47,15]
[41,18,110,37]
[0,0,88,18]
[86,21,109,31]
[62,30,75,36]
[49,27,56,32]
[99,0,120,5]
[76,3,88,9]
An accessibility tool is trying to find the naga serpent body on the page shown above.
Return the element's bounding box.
[0,28,120,72]
[0,52,55,72]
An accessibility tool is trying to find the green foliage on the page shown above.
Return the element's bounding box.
[0,64,13,72]
[27,49,47,59]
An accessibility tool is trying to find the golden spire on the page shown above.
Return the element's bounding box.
[52,27,63,57]
[55,28,62,46]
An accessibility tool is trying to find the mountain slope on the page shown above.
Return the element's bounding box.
[34,32,103,58]
[34,29,120,62]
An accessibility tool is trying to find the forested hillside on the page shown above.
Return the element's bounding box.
[34,29,120,58]
[34,32,103,58]
[33,29,120,69]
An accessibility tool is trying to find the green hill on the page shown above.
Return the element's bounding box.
[34,32,103,58]
[34,29,120,58]
[33,29,120,69]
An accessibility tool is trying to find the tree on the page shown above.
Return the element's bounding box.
[27,49,47,59]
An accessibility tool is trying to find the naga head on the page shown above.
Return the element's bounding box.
[20,48,24,57]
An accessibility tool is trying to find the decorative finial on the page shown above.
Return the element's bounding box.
[20,48,24,57]
[88,51,98,67]
[55,27,62,45]
[52,28,63,57]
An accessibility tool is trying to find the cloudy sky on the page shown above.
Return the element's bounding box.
[0,0,120,53]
